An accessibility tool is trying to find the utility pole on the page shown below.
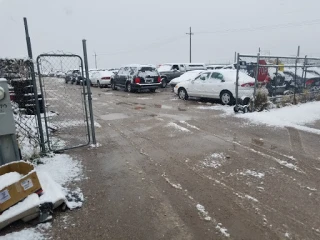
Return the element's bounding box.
[186,27,194,63]
[93,52,97,69]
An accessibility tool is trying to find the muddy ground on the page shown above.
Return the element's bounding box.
[2,81,320,240]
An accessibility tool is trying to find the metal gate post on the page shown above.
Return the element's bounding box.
[82,39,96,145]
[23,17,46,154]
[253,53,260,111]
[235,53,240,108]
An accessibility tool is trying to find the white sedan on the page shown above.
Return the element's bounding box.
[174,69,254,105]
[169,70,204,90]
[90,70,114,88]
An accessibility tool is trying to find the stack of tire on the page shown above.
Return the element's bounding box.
[10,79,44,115]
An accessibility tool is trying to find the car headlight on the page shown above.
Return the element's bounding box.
[175,85,179,88]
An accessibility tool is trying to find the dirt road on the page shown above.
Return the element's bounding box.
[35,84,320,239]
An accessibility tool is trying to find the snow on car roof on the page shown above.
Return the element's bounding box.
[207,69,255,82]
[123,64,156,69]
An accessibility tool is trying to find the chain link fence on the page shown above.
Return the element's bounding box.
[36,54,91,152]
[235,54,320,112]
[0,58,42,159]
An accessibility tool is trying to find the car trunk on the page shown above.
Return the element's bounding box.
[137,68,159,84]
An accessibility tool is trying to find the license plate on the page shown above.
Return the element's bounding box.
[145,78,153,83]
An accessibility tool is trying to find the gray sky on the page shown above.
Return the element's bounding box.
[1,0,320,68]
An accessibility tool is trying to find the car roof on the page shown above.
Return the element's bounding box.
[122,64,156,68]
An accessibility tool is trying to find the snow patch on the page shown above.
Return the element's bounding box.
[166,122,190,132]
[205,102,320,134]
[162,173,182,190]
[240,170,265,179]
[216,223,230,237]
[196,204,211,221]
[202,153,226,169]
[245,194,259,202]
[179,121,200,130]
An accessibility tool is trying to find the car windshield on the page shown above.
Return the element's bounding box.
[157,65,172,72]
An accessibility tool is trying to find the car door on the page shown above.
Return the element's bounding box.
[116,68,125,86]
[206,72,225,98]
[189,72,211,97]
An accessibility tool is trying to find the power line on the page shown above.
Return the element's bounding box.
[194,18,320,35]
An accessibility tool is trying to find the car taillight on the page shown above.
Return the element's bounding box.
[101,77,110,80]
[241,82,255,87]
[306,79,314,85]
[134,77,141,84]
[157,76,161,83]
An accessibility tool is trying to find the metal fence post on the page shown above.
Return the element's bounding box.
[235,53,240,108]
[23,17,46,154]
[82,39,96,145]
[274,57,279,97]
[253,53,260,111]
[302,55,307,88]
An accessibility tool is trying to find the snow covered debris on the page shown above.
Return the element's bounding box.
[0,172,23,190]
[0,194,40,223]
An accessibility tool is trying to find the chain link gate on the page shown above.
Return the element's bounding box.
[36,54,91,152]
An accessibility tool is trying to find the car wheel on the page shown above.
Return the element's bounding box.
[178,88,188,100]
[220,91,234,105]
[65,79,68,84]
[150,89,156,93]
[126,82,133,93]
[161,78,167,88]
[97,81,102,88]
[111,81,117,90]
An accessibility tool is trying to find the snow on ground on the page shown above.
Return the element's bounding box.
[166,122,191,132]
[202,153,226,169]
[196,204,212,221]
[239,169,265,179]
[198,102,320,134]
[216,223,230,238]
[0,223,52,240]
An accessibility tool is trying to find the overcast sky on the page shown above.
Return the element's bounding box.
[1,0,320,69]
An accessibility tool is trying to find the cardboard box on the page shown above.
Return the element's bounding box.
[0,161,42,214]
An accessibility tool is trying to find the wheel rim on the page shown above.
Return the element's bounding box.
[179,89,185,100]
[162,79,166,87]
[127,84,131,92]
[221,93,230,104]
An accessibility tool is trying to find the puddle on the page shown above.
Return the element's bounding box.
[100,113,129,121]
[149,114,157,117]
[178,106,187,111]
[158,113,191,121]
[116,102,132,106]
[134,106,146,110]
[154,104,173,109]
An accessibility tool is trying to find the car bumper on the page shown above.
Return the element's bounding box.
[132,83,161,90]
[100,80,111,85]
[173,86,179,95]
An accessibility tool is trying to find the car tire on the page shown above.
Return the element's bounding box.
[178,88,188,100]
[111,81,117,90]
[150,89,156,93]
[126,82,133,93]
[161,78,167,88]
[65,79,68,84]
[220,90,234,105]
[97,81,102,88]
